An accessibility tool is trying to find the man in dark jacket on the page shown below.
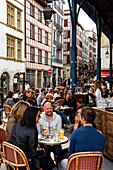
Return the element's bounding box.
[60,107,105,170]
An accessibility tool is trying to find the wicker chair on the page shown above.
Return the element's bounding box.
[67,151,104,170]
[3,104,11,117]
[0,128,6,166]
[2,104,11,129]
[55,99,64,106]
[2,141,30,170]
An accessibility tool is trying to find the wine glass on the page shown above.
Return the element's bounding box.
[42,127,47,137]
[43,129,49,140]
[42,127,47,132]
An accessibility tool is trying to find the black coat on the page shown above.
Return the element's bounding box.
[10,122,40,169]
[63,96,76,110]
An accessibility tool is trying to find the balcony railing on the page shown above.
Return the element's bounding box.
[52,57,62,64]
[54,4,63,15]
[54,41,63,50]
[56,42,62,50]
[54,22,63,32]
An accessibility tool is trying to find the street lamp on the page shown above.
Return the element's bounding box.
[43,5,55,21]
[105,49,109,59]
[43,5,55,88]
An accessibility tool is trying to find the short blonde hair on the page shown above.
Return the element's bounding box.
[10,100,30,120]
[46,93,53,100]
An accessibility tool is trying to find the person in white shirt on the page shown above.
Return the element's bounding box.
[25,80,30,90]
[94,80,102,99]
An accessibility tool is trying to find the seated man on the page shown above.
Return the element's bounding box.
[63,90,76,124]
[60,107,105,170]
[37,102,63,169]
[42,94,70,129]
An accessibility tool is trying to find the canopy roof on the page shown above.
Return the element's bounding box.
[77,0,113,41]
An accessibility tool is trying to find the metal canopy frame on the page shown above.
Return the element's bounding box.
[77,0,113,40]
[48,0,113,91]
[68,0,113,91]
[76,0,113,90]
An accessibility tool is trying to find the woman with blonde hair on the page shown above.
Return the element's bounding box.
[6,100,30,141]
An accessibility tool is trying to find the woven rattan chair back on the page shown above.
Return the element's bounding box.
[2,105,11,129]
[3,104,11,117]
[2,141,30,170]
[0,128,6,166]
[67,151,104,170]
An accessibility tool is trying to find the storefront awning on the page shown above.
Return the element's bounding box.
[101,70,113,78]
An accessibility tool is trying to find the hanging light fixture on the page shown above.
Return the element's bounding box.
[105,49,109,59]
[43,5,55,21]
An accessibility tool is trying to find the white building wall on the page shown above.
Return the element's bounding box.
[0,0,25,92]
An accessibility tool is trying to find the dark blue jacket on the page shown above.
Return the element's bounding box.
[68,126,105,157]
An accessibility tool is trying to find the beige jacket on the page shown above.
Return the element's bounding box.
[6,114,18,141]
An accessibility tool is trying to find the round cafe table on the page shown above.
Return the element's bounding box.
[38,136,68,146]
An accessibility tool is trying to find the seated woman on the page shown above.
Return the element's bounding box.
[4,91,14,107]
[6,100,30,141]
[10,106,57,170]
[88,87,96,107]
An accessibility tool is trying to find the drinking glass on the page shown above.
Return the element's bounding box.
[42,127,47,136]
[59,129,64,139]
[43,129,49,140]
[53,126,57,133]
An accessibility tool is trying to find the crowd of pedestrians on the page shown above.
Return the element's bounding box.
[0,78,110,169]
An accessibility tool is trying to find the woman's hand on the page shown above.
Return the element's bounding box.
[75,115,80,124]
[74,115,80,130]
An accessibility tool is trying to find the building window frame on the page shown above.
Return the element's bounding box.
[38,10,42,22]
[30,23,35,40]
[38,49,42,64]
[30,46,35,62]
[30,4,35,17]
[17,9,22,30]
[45,32,48,45]
[7,35,15,59]
[45,51,48,65]
[38,28,42,42]
[17,39,22,60]
[7,3,15,27]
